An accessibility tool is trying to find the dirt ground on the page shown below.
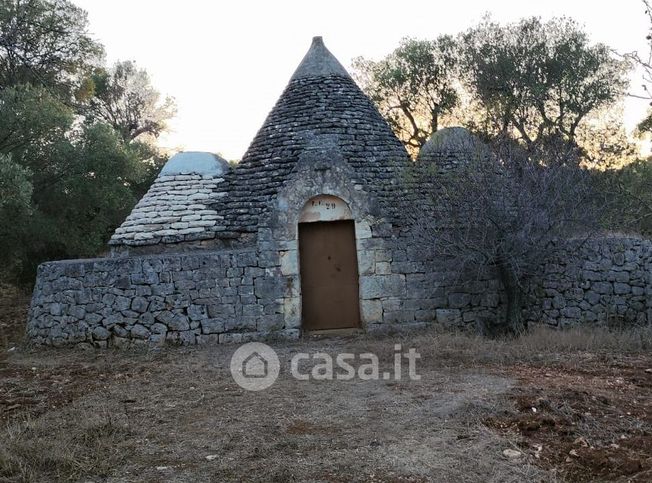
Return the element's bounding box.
[1,286,651,482]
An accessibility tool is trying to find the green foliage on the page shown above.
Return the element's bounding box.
[0,153,31,210]
[86,60,176,142]
[0,153,33,278]
[0,0,103,96]
[0,0,172,285]
[353,36,459,156]
[354,17,631,164]
[6,123,161,284]
[0,84,73,153]
[461,17,629,153]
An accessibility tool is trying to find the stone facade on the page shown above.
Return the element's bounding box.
[27,234,651,348]
[25,37,652,348]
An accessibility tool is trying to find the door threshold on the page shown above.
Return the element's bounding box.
[305,328,363,338]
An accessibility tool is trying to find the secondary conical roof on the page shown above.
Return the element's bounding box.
[418,127,489,172]
[219,36,409,233]
[109,152,229,247]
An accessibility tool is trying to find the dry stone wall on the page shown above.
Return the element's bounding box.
[26,235,651,348]
[527,237,652,327]
[27,250,298,348]
[360,232,503,333]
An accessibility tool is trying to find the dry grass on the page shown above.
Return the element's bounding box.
[343,324,652,369]
[0,406,131,481]
[0,284,650,481]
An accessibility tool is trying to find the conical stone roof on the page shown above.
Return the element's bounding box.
[109,152,230,247]
[417,127,489,172]
[218,36,410,234]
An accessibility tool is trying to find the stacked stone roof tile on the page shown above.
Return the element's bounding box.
[110,37,411,248]
[215,37,410,233]
[109,153,230,247]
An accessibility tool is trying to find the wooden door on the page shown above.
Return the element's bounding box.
[298,220,361,331]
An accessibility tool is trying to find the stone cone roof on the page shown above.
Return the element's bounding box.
[217,36,410,233]
[110,37,410,248]
[109,152,230,247]
[417,127,488,172]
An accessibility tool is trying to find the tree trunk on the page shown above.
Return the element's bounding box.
[495,260,527,336]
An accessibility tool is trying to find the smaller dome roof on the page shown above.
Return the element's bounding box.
[418,127,487,163]
[159,151,229,177]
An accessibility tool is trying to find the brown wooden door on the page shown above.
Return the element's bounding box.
[299,220,361,331]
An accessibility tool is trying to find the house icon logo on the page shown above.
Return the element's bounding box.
[230,342,280,391]
[242,351,268,378]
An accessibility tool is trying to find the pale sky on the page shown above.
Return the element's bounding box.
[75,0,650,160]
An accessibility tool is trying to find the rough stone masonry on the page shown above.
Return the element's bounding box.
[26,37,652,348]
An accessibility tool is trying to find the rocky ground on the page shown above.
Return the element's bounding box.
[0,285,651,482]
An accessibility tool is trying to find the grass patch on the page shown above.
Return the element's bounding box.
[0,406,132,482]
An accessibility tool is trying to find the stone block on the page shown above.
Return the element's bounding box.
[436,309,462,326]
[235,251,258,267]
[614,283,631,295]
[359,274,405,299]
[254,277,282,300]
[355,220,372,239]
[68,305,86,320]
[131,297,149,313]
[257,315,284,332]
[280,250,299,276]
[375,262,391,275]
[178,331,196,345]
[561,306,581,320]
[448,293,471,309]
[592,282,613,295]
[130,324,150,339]
[201,318,226,334]
[283,297,301,329]
[168,314,190,331]
[585,291,600,305]
[187,304,207,321]
[207,304,235,319]
[361,299,383,324]
[243,304,264,316]
[150,323,168,334]
[357,249,375,276]
[92,326,110,340]
[552,294,566,309]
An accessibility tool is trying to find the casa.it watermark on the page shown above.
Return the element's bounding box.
[230,342,421,391]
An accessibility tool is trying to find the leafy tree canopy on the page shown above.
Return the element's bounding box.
[0,0,171,285]
[0,0,103,97]
[86,60,176,143]
[353,36,459,156]
[461,16,629,153]
[354,16,630,162]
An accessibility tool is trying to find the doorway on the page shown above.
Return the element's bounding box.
[298,220,361,331]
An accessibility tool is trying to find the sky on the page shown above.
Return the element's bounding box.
[74,0,651,160]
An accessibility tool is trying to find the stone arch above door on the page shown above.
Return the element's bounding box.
[299,195,353,223]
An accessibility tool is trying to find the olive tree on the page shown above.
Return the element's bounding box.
[353,36,460,156]
[86,60,176,143]
[461,17,629,153]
